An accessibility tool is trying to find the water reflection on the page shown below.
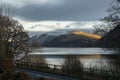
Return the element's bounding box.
[30,48,113,68]
[45,56,109,68]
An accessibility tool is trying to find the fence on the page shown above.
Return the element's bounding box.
[16,60,120,80]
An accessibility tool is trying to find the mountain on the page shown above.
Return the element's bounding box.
[30,33,57,44]
[31,30,101,47]
[25,21,101,36]
[99,25,120,48]
[27,22,97,32]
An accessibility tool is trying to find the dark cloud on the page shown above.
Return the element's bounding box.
[7,0,112,21]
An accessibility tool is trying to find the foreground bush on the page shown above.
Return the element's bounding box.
[11,71,32,80]
[34,77,56,80]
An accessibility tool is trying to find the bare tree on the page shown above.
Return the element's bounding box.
[62,55,83,76]
[94,0,120,35]
[103,1,120,25]
[94,0,120,68]
[0,3,30,64]
[0,3,31,80]
[94,23,111,36]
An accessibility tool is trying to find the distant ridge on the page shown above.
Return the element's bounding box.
[29,30,101,47]
[39,30,101,47]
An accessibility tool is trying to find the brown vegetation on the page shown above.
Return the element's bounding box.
[11,72,32,80]
[0,3,29,79]
[34,77,56,80]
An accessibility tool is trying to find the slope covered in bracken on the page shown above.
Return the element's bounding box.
[72,31,102,39]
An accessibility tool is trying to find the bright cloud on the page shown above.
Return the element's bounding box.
[17,18,102,32]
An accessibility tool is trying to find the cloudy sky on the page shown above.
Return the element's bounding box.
[1,0,112,31]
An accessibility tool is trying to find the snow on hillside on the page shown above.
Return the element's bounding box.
[18,20,102,36]
[25,21,101,31]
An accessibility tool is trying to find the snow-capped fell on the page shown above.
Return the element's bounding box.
[29,21,101,32]
[18,20,102,36]
[19,21,101,32]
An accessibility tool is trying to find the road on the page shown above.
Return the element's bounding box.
[17,68,80,80]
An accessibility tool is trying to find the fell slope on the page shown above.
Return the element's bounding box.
[43,31,101,47]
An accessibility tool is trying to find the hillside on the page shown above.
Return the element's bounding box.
[72,31,101,39]
[41,31,101,47]
[99,25,120,47]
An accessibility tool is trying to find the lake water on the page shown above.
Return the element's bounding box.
[30,48,113,68]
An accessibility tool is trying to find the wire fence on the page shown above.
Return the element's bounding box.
[16,60,120,80]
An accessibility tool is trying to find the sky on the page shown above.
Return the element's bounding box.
[1,0,112,32]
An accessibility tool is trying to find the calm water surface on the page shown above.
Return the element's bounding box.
[30,48,112,68]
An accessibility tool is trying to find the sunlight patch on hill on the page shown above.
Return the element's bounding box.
[72,31,102,39]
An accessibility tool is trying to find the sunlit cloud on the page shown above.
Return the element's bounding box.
[17,18,102,32]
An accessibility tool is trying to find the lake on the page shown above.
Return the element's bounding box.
[29,48,113,68]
